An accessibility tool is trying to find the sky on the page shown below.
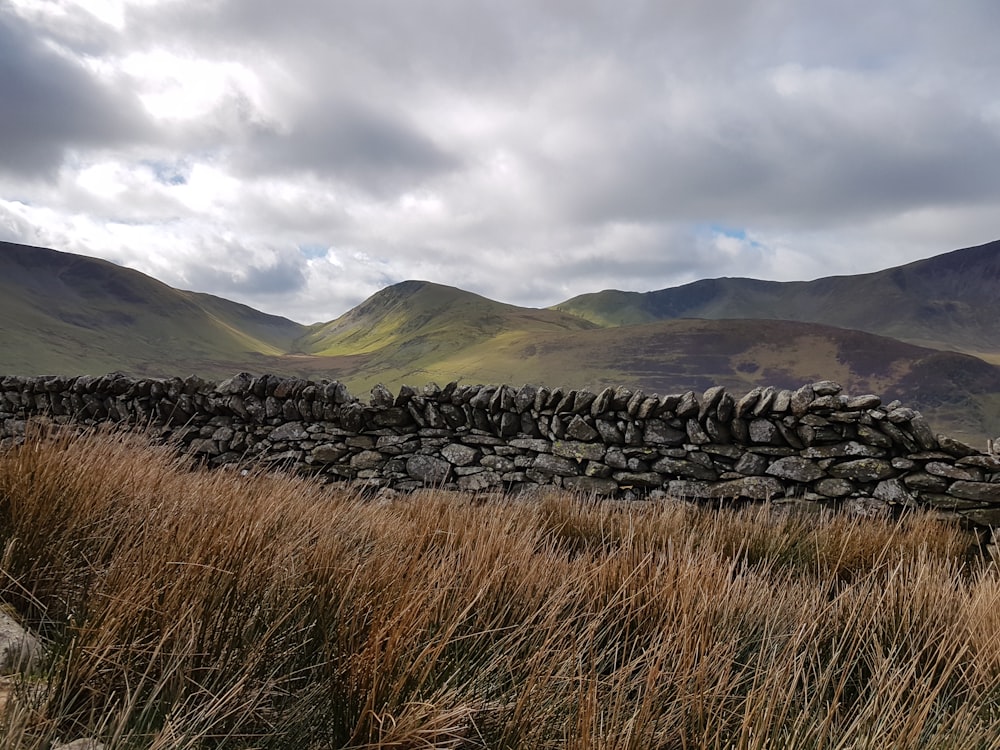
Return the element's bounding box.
[2,1,1000,324]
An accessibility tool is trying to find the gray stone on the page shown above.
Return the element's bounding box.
[406,455,452,484]
[699,386,727,421]
[0,610,43,674]
[508,438,552,453]
[457,471,501,491]
[350,450,384,470]
[563,476,619,495]
[270,421,309,441]
[651,457,718,480]
[814,478,854,498]
[734,452,769,476]
[668,476,783,501]
[752,387,776,417]
[596,419,625,444]
[565,415,599,442]
[812,380,842,396]
[873,479,915,505]
[828,459,896,482]
[908,417,938,451]
[766,456,825,483]
[735,387,761,418]
[441,443,479,466]
[802,441,884,459]
[937,434,981,458]
[612,471,664,489]
[790,385,814,416]
[902,472,950,492]
[553,440,606,461]
[675,391,699,418]
[947,481,1000,502]
[370,383,394,407]
[749,419,781,445]
[481,455,515,473]
[643,419,686,445]
[312,444,348,463]
[532,454,579,477]
[846,394,881,410]
[685,419,711,445]
[925,462,983,482]
[584,461,612,478]
[772,389,793,413]
[958,454,1000,470]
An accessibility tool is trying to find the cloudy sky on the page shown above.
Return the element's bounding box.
[2,1,999,324]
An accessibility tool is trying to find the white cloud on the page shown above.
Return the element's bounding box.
[1,0,999,323]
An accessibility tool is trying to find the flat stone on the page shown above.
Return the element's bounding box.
[812,380,842,396]
[668,476,783,501]
[802,441,884,459]
[925,462,983,482]
[947,481,1000,502]
[312,444,347,463]
[735,387,761,418]
[532,454,579,477]
[846,394,881,410]
[563,476,619,496]
[734,452,769,476]
[828,458,896,482]
[553,440,606,461]
[642,419,687,445]
[766,456,825,483]
[957,454,1000,470]
[902,472,950,492]
[612,471,664,489]
[937,434,980,458]
[919,494,989,510]
[699,386,726,421]
[956,507,1000,527]
[508,438,552,453]
[406,455,452,484]
[270,421,309,441]
[350,450,384,470]
[441,443,479,466]
[873,479,915,505]
[457,471,501,491]
[814,478,854,498]
[651,457,718,480]
[565,415,599,442]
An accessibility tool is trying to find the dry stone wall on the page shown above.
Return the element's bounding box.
[2,373,1000,526]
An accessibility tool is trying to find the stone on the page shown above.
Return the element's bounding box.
[514,384,538,413]
[828,459,896,482]
[843,497,890,518]
[584,461,612,478]
[802,441,884,459]
[651,457,718,480]
[716,392,735,422]
[873,479,915,505]
[612,471,664,489]
[553,440,606,461]
[908,417,938,451]
[596,419,625,444]
[749,419,781,445]
[685,419,711,445]
[790,385,814,416]
[643,420,687,445]
[902,472,950,492]
[766,456,825,483]
[772,389,793,413]
[457,471,501,491]
[441,443,479,466]
[699,386,726,421]
[53,741,106,750]
[563,476,619,495]
[350,450,383,470]
[845,394,881,410]
[532,454,579,477]
[0,610,43,674]
[925,462,983,482]
[668,476,783,501]
[947,481,1000,502]
[675,391,699,419]
[919,494,987,510]
[370,384,394,407]
[856,424,894,448]
[937,434,980,458]
[565,415,599,442]
[815,478,854,498]
[270,421,309,441]
[312,445,348,463]
[812,380,842,396]
[406,455,452,484]
[735,387,761,418]
[734,452,769,476]
[958,454,1000,470]
[887,407,918,424]
[957,508,1000,527]
[752,387,776,417]
[508,438,552,453]
[481,455,515,473]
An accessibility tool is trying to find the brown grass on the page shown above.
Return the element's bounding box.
[0,428,998,748]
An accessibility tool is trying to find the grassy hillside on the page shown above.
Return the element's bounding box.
[0,242,305,376]
[553,239,1000,360]
[1,429,996,749]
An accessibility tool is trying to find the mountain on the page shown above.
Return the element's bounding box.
[553,239,1000,362]
[1,240,999,443]
[0,241,306,376]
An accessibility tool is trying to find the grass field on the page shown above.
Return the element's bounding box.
[1,430,1000,748]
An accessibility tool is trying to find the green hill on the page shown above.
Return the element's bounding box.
[553,239,1000,362]
[0,241,306,376]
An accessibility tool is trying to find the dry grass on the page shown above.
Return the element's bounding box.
[0,428,998,748]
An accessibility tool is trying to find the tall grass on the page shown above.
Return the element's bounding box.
[0,428,998,748]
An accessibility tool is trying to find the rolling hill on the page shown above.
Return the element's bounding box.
[1,240,999,442]
[553,239,1000,361]
[0,241,306,376]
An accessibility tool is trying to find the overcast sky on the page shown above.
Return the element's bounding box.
[2,1,999,324]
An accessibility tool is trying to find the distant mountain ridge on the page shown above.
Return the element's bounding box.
[1,239,999,442]
[553,239,1000,361]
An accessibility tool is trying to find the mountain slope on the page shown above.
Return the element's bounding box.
[0,242,306,375]
[554,239,1000,359]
